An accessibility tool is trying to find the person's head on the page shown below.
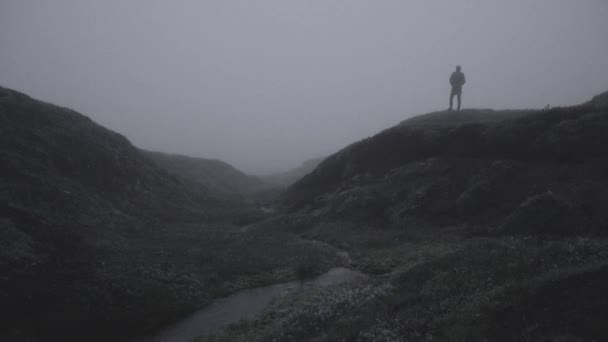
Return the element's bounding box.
[456,65,462,72]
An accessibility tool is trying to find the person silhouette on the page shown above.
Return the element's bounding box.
[449,65,466,111]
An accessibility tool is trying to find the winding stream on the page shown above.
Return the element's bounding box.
[139,267,364,342]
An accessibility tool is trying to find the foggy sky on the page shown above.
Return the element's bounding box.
[1,1,608,174]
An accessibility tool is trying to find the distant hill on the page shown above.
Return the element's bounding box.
[284,91,608,234]
[261,156,325,187]
[143,150,274,200]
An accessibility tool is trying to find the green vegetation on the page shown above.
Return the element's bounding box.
[198,91,608,341]
[198,220,608,342]
[0,86,341,341]
[3,84,608,341]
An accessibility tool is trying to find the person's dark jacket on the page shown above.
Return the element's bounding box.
[450,71,466,90]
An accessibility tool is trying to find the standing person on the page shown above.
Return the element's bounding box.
[449,65,466,111]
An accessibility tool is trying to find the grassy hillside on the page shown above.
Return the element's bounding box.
[5,83,608,341]
[0,86,341,341]
[199,91,608,341]
[285,93,608,234]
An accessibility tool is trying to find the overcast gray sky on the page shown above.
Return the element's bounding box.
[1,1,608,174]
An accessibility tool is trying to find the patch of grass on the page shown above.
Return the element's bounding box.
[195,220,608,342]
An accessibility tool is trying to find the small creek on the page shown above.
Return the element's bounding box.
[138,267,364,342]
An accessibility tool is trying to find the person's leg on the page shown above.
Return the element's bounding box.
[457,93,461,111]
[449,91,454,111]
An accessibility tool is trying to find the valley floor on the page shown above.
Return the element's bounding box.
[120,217,347,340]
[195,216,608,342]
